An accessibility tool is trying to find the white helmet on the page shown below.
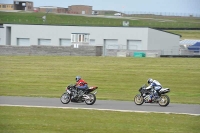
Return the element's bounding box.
[147,78,153,84]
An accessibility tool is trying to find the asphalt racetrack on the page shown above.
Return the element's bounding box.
[0,96,199,116]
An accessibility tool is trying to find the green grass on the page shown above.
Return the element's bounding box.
[0,56,200,104]
[0,11,200,28]
[0,106,199,133]
[166,30,200,39]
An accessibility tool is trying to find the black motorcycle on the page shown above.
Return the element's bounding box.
[134,84,170,107]
[60,84,98,105]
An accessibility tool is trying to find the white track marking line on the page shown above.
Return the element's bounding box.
[0,104,199,116]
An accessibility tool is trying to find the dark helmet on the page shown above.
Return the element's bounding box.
[147,78,153,84]
[75,76,81,82]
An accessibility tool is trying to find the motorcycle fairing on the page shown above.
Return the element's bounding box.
[159,88,170,94]
[89,86,98,90]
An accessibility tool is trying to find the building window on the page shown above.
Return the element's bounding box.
[79,35,81,42]
[0,5,1,8]
[71,33,90,43]
[90,39,95,45]
[3,5,6,8]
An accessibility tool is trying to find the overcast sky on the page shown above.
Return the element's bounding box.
[1,0,200,14]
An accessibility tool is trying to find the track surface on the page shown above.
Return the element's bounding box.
[0,96,200,115]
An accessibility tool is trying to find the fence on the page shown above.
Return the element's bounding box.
[119,11,200,17]
[106,49,200,57]
[179,46,200,55]
[106,49,162,57]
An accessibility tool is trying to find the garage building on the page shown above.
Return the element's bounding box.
[0,24,180,56]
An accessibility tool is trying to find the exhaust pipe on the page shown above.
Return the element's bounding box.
[83,94,90,99]
[93,91,97,95]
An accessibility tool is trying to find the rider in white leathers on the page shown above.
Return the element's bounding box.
[146,78,162,98]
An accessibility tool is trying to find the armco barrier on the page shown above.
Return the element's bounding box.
[160,55,200,58]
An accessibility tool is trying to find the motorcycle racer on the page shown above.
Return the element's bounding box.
[146,78,162,98]
[75,76,88,96]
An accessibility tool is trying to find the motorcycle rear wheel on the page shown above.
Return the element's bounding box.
[85,93,96,105]
[60,93,70,104]
[134,94,144,105]
[158,95,170,107]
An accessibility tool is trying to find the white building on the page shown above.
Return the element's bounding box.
[0,24,180,55]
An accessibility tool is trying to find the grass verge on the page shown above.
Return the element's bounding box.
[0,106,199,133]
[166,30,200,39]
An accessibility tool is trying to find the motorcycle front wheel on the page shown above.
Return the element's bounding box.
[134,94,144,105]
[60,93,71,104]
[158,95,170,107]
[85,93,96,105]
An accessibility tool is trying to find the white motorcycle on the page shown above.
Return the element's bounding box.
[134,84,170,107]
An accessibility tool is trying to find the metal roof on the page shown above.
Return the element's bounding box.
[179,39,200,45]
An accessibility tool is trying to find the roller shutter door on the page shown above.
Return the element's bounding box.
[38,39,51,45]
[104,39,118,49]
[104,39,118,56]
[60,39,71,46]
[127,40,141,50]
[17,38,30,46]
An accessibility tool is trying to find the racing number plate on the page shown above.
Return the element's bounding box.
[67,89,71,94]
